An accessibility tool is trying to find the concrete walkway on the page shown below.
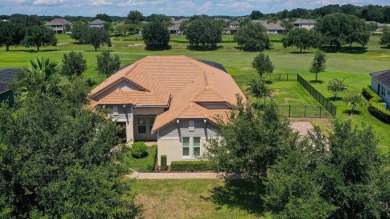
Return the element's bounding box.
[128,171,242,179]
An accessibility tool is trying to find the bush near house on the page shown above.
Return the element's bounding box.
[123,145,157,172]
[170,161,214,172]
[131,142,148,158]
[160,155,167,171]
[362,86,390,124]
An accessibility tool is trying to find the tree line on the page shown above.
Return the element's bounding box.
[250,4,390,23]
[0,14,56,51]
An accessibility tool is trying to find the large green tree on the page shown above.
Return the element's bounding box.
[265,120,390,218]
[380,26,390,47]
[22,25,57,52]
[315,13,370,50]
[84,28,111,51]
[252,53,274,78]
[205,98,296,200]
[142,21,170,50]
[234,22,270,52]
[70,21,89,43]
[97,50,121,77]
[184,17,222,49]
[1,58,140,218]
[60,51,87,79]
[0,21,23,51]
[127,10,144,24]
[282,28,321,53]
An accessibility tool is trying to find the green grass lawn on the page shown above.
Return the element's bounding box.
[0,33,389,152]
[132,179,270,219]
[122,145,157,172]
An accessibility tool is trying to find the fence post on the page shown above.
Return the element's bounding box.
[279,73,281,81]
[320,106,322,118]
[289,105,291,117]
[287,73,289,81]
[304,105,307,117]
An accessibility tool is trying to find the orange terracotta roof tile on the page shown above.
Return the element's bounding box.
[89,56,246,132]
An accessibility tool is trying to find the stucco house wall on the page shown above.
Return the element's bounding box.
[371,78,390,108]
[157,119,219,165]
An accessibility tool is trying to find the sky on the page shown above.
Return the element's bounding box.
[0,0,388,17]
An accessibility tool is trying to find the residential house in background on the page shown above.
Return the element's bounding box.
[370,70,390,108]
[168,19,186,35]
[252,20,285,34]
[90,56,245,165]
[293,19,316,30]
[46,18,72,33]
[0,69,18,106]
[89,19,106,28]
[224,21,239,34]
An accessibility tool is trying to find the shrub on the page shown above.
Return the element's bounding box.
[368,102,390,124]
[160,155,167,171]
[131,142,148,158]
[170,161,214,172]
[362,86,382,102]
[362,86,390,124]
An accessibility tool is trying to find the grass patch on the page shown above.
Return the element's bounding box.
[123,145,157,173]
[132,179,269,219]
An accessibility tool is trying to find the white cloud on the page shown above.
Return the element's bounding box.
[32,0,64,5]
[91,0,112,6]
[118,0,147,7]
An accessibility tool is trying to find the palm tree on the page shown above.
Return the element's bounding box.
[12,57,59,99]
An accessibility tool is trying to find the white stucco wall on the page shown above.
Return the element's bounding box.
[371,78,390,108]
[157,119,219,165]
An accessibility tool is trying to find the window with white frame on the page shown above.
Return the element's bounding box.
[182,137,190,157]
[193,137,201,156]
[381,86,386,96]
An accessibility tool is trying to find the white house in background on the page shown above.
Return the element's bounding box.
[370,70,390,108]
[224,21,239,34]
[252,20,285,34]
[46,18,72,34]
[89,19,106,28]
[293,19,316,30]
[168,19,187,35]
[89,56,245,165]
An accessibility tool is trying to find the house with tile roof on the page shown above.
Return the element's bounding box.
[370,70,390,108]
[46,18,72,33]
[90,56,245,165]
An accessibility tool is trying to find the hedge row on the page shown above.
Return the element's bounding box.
[362,86,390,124]
[170,161,214,172]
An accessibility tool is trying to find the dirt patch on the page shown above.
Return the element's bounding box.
[290,121,314,136]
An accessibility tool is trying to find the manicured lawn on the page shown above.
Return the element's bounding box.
[0,33,389,152]
[123,145,157,173]
[132,179,270,219]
